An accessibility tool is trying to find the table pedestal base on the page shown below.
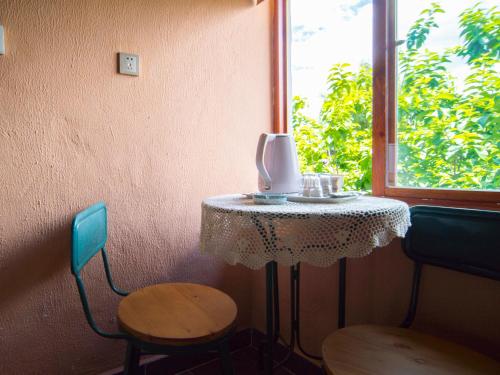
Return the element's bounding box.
[261,259,347,374]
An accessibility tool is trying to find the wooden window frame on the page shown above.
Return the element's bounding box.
[374,0,499,208]
[274,0,499,209]
[272,0,289,134]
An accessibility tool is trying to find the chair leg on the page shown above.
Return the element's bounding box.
[219,340,234,375]
[124,342,141,375]
[257,342,265,370]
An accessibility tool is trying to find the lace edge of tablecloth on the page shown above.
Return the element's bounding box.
[200,220,411,270]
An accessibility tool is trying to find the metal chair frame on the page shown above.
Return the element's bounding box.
[400,205,500,328]
[71,202,234,375]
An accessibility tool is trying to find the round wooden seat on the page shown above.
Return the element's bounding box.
[117,283,237,346]
[322,325,500,375]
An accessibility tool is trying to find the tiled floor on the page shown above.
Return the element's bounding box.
[115,329,323,375]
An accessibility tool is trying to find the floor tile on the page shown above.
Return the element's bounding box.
[281,354,323,375]
[230,329,252,351]
[145,352,217,375]
[111,329,322,375]
[273,368,295,375]
[191,347,261,375]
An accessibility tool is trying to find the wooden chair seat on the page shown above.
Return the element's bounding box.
[322,325,500,375]
[117,283,237,346]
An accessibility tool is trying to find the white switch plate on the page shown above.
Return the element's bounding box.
[118,53,139,76]
[0,26,5,55]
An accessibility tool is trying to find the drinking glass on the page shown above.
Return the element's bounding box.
[331,175,344,192]
[301,173,315,197]
[309,174,323,197]
[320,174,333,196]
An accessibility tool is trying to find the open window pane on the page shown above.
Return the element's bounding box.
[290,0,373,191]
[395,0,499,191]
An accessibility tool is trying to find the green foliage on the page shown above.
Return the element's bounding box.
[458,4,500,63]
[293,1,499,191]
[406,2,444,50]
[293,64,373,190]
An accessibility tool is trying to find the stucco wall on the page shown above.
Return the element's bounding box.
[0,0,272,374]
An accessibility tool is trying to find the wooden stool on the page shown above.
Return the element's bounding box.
[118,282,237,346]
[322,325,500,375]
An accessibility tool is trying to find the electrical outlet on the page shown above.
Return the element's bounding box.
[118,53,139,76]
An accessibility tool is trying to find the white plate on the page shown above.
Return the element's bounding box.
[287,193,359,204]
[243,192,295,199]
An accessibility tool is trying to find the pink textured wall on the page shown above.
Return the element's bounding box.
[251,240,500,362]
[0,0,272,373]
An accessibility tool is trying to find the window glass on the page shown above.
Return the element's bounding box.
[395,0,499,190]
[290,0,373,191]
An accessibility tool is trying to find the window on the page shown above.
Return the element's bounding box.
[290,0,373,192]
[276,0,499,204]
[390,0,499,191]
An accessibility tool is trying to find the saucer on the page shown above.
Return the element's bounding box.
[252,193,288,205]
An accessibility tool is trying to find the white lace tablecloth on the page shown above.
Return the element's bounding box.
[200,194,410,270]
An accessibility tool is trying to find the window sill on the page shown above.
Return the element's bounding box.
[380,187,500,210]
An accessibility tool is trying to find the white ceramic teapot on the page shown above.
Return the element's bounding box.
[256,133,301,193]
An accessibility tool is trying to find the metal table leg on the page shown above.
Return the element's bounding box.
[292,263,322,360]
[289,259,348,360]
[338,258,347,329]
[264,258,348,371]
[272,262,280,342]
[265,261,280,374]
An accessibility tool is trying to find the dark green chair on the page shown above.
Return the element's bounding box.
[323,205,500,375]
[71,202,237,374]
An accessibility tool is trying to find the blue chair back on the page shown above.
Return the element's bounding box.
[71,202,107,275]
[70,202,128,338]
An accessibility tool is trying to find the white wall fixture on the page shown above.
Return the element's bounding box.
[118,53,139,76]
[0,25,5,55]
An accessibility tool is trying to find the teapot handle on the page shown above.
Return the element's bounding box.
[256,133,273,190]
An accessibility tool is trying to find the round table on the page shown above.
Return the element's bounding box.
[201,194,410,268]
[200,194,411,373]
